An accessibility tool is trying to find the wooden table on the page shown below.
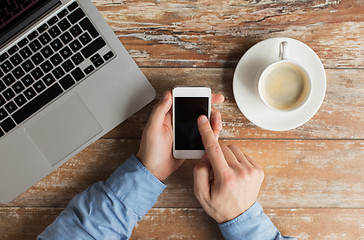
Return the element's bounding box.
[1,0,363,239]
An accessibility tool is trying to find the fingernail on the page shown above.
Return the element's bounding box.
[199,115,208,124]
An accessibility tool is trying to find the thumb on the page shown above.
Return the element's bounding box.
[193,159,211,203]
[147,91,172,127]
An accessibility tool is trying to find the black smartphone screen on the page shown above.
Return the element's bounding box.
[175,97,208,150]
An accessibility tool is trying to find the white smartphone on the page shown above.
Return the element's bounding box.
[173,86,211,159]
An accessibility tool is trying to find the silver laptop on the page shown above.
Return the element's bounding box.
[0,0,156,203]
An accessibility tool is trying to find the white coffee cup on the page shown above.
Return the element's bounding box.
[258,41,312,112]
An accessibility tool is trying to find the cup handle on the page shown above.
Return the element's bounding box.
[279,41,288,60]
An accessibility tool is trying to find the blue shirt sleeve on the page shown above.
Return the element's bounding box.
[38,155,166,240]
[218,201,296,240]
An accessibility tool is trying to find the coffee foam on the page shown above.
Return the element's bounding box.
[261,62,309,110]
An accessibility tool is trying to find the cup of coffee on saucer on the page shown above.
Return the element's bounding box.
[258,41,312,112]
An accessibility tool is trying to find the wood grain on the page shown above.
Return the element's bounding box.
[103,68,364,139]
[1,1,363,239]
[2,139,362,209]
[1,207,363,240]
[91,0,364,68]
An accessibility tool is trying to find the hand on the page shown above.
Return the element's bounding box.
[193,115,264,223]
[137,91,224,181]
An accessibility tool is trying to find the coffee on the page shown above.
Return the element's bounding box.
[260,62,310,110]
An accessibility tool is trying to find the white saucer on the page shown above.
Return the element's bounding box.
[233,37,326,131]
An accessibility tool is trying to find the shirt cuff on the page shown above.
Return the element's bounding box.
[105,155,166,217]
[218,201,279,240]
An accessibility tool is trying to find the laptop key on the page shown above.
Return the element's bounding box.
[60,31,72,45]
[28,31,39,41]
[68,8,85,24]
[59,74,75,90]
[70,24,82,37]
[103,51,114,61]
[40,46,54,59]
[31,53,44,65]
[71,67,85,82]
[79,18,99,38]
[29,39,42,52]
[48,25,61,38]
[14,94,27,107]
[50,39,63,52]
[0,53,9,62]
[19,46,32,59]
[8,45,19,55]
[40,60,53,73]
[93,57,104,68]
[3,88,15,101]
[58,18,71,31]
[71,53,84,66]
[84,65,94,75]
[0,108,8,120]
[12,81,25,94]
[0,117,16,133]
[12,66,25,79]
[5,101,17,114]
[38,23,48,33]
[21,74,34,87]
[67,2,79,12]
[33,80,46,93]
[39,32,52,45]
[22,59,35,71]
[3,73,15,86]
[90,53,100,63]
[1,60,13,73]
[47,16,59,26]
[79,32,92,45]
[81,37,106,59]
[24,87,36,100]
[18,38,29,48]
[69,39,82,52]
[43,74,56,86]
[31,67,44,80]
[57,9,69,19]
[50,53,63,66]
[52,66,65,79]
[0,128,4,138]
[62,60,74,72]
[60,46,72,59]
[12,83,64,125]
[10,53,23,66]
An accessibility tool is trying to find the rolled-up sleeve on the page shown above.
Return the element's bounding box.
[219,201,296,240]
[38,155,166,240]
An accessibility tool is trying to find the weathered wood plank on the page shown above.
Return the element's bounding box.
[103,68,364,139]
[0,207,363,240]
[90,0,364,68]
[2,139,362,209]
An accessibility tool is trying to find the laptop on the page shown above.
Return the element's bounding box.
[0,0,156,204]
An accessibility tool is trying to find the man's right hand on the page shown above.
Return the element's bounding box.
[193,115,265,224]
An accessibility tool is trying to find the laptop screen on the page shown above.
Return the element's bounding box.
[0,0,60,46]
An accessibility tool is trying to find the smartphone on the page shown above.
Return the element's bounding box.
[173,86,211,159]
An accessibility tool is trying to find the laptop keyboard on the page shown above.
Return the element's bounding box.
[0,1,115,138]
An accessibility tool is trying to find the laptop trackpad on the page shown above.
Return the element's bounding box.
[25,94,103,167]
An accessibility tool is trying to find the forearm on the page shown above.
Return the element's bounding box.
[218,201,296,240]
[38,155,166,240]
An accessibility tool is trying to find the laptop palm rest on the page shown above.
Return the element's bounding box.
[25,94,103,167]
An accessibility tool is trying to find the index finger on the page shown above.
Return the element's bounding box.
[197,115,229,172]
